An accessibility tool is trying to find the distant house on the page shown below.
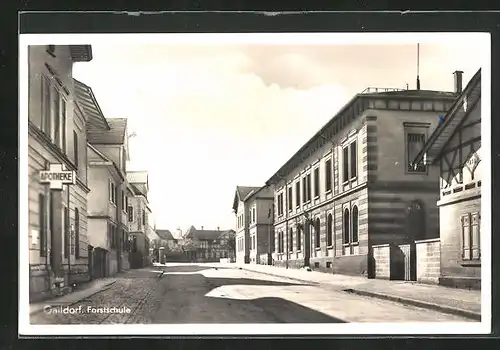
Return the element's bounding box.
[127,171,152,268]
[183,226,236,262]
[156,229,178,250]
[232,186,261,264]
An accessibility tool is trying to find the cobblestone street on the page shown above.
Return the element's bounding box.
[30,263,476,324]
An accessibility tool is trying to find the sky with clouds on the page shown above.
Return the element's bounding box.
[72,38,484,232]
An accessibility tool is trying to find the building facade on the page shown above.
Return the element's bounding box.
[183,226,236,262]
[266,81,460,278]
[85,114,130,278]
[233,186,261,264]
[127,171,152,268]
[244,186,274,264]
[413,69,482,289]
[28,45,94,302]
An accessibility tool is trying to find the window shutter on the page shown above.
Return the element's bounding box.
[461,214,471,260]
[471,212,480,260]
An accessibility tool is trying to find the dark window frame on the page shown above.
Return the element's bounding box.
[314,167,320,198]
[325,159,332,192]
[327,213,333,247]
[75,207,80,258]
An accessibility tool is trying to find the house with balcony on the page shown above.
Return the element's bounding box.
[232,186,261,264]
[127,171,152,268]
[266,74,463,280]
[84,108,130,278]
[412,69,482,289]
[28,44,94,302]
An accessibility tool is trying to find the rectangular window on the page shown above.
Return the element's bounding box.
[288,187,293,211]
[302,178,307,203]
[109,181,113,203]
[41,76,51,135]
[306,173,312,201]
[128,206,134,222]
[407,133,427,173]
[52,86,60,146]
[314,167,320,198]
[39,194,47,257]
[350,141,357,179]
[252,207,256,223]
[325,159,332,192]
[462,212,481,261]
[64,206,69,258]
[277,193,284,216]
[73,130,78,168]
[122,192,126,211]
[61,98,66,153]
[75,207,80,258]
[142,209,146,225]
[295,181,300,207]
[343,147,349,182]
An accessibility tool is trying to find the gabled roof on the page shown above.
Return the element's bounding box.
[74,79,110,130]
[412,68,482,166]
[185,227,234,241]
[232,186,261,212]
[156,229,175,241]
[87,143,110,163]
[87,118,128,145]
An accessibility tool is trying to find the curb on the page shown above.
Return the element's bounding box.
[30,280,117,316]
[343,288,481,321]
[237,267,321,286]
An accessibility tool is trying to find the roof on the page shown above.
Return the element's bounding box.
[232,186,262,212]
[185,227,235,241]
[412,68,482,166]
[87,143,125,181]
[87,118,128,145]
[243,185,273,202]
[266,88,458,185]
[74,79,110,130]
[69,45,93,62]
[156,230,175,241]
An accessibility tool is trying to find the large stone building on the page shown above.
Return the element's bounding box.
[85,112,131,278]
[412,69,482,289]
[232,185,274,265]
[266,77,462,278]
[28,45,94,302]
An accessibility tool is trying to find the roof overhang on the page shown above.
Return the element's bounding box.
[412,69,482,167]
[74,79,110,131]
[70,45,93,62]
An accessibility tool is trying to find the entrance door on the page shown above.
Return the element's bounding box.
[304,222,311,267]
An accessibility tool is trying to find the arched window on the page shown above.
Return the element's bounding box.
[352,205,359,243]
[297,226,302,251]
[315,218,321,248]
[289,228,294,252]
[75,207,80,258]
[343,208,350,244]
[327,214,333,247]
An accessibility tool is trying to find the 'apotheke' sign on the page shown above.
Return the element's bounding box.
[40,164,76,190]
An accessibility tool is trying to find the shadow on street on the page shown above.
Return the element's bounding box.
[150,271,346,323]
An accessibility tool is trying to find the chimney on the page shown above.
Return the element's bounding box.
[454,71,464,94]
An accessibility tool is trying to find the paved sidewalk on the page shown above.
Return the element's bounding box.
[30,278,117,316]
[235,264,481,320]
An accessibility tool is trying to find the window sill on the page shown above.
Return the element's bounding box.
[297,250,302,253]
[343,242,359,247]
[325,190,332,195]
[461,260,481,267]
[314,247,321,251]
[327,245,334,249]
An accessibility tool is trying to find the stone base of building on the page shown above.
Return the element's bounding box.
[29,263,90,303]
[439,276,481,290]
[271,254,369,277]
